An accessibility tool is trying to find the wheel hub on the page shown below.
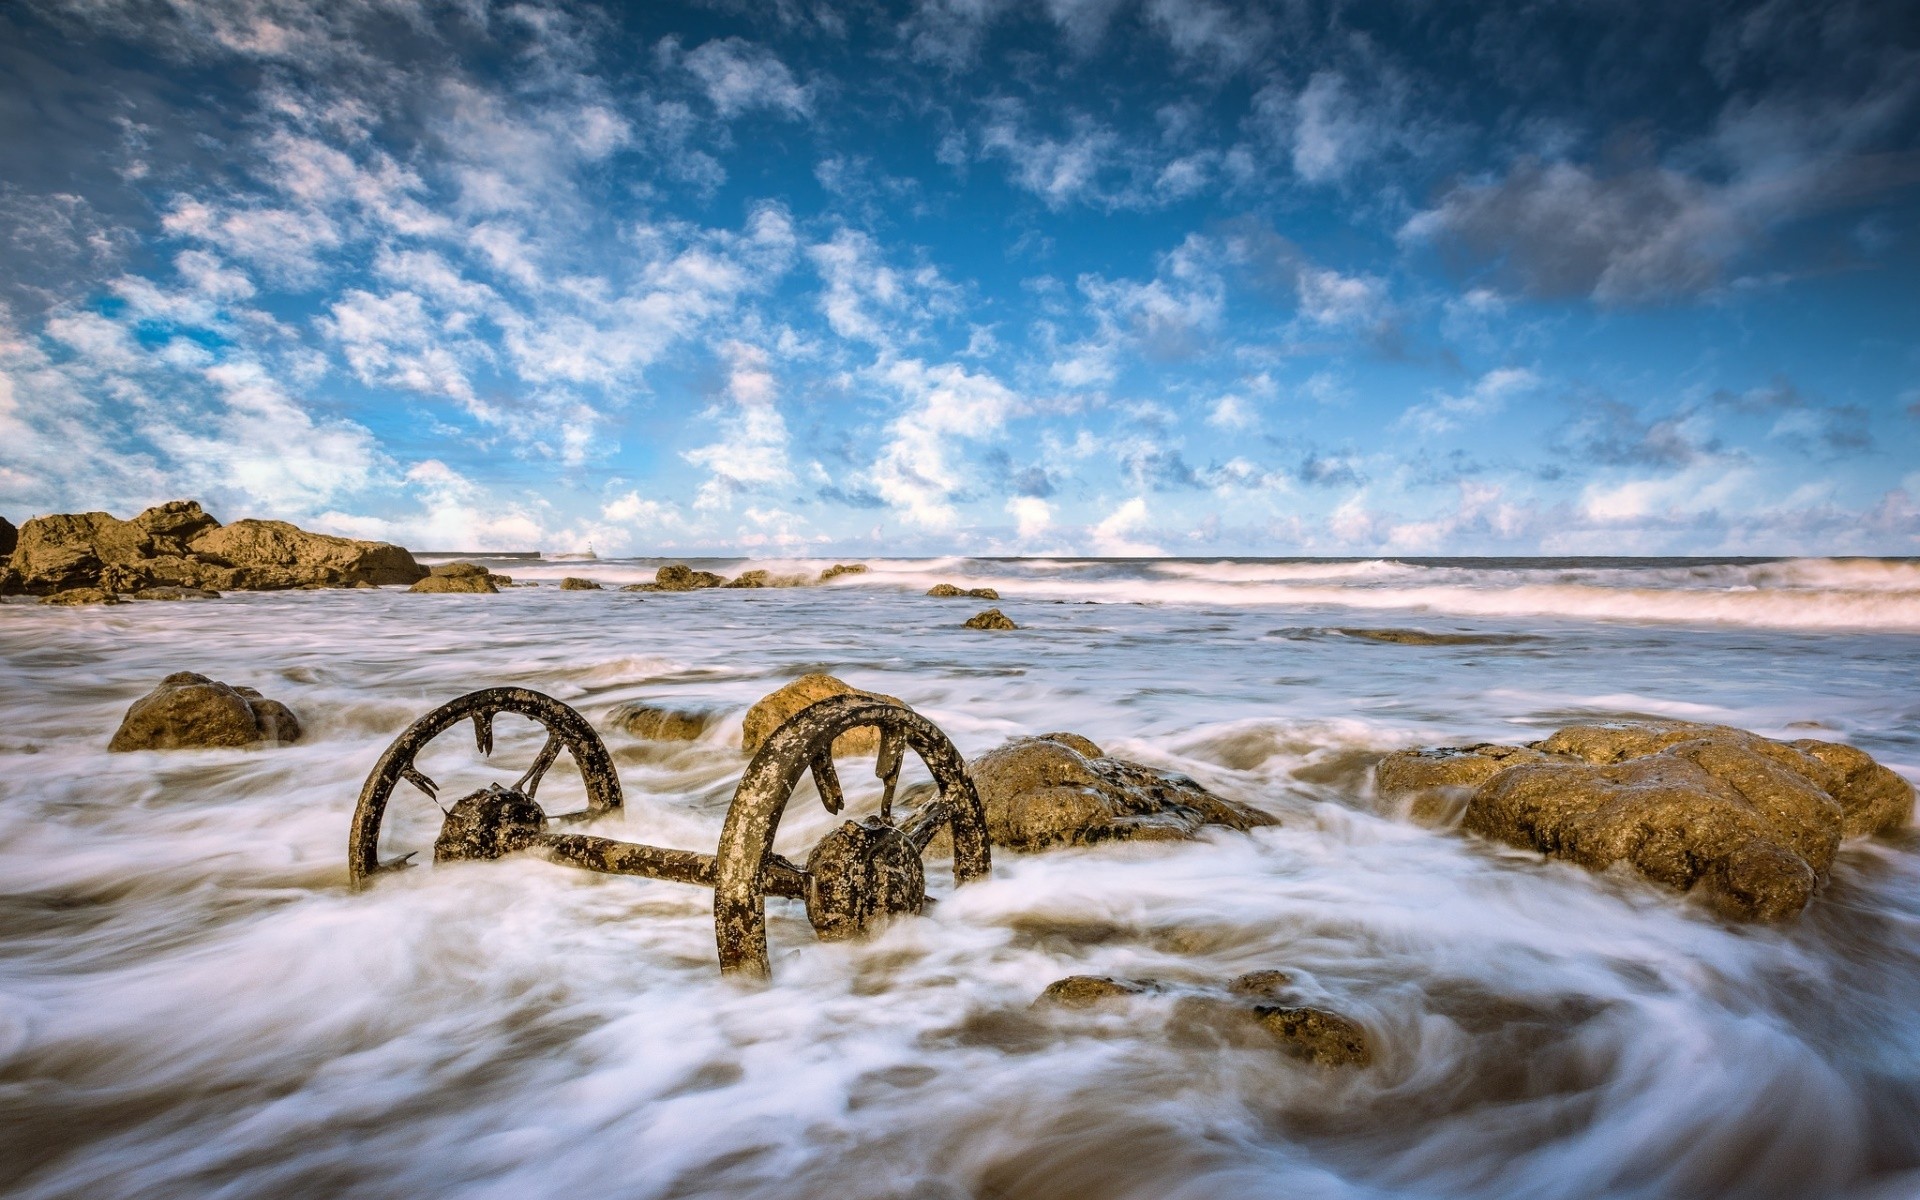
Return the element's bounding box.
[434,785,546,864]
[803,816,927,940]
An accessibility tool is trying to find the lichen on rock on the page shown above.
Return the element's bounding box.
[108,672,302,751]
[970,733,1276,851]
[964,608,1017,630]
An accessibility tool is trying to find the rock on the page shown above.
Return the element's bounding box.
[559,577,602,590]
[429,561,489,578]
[742,673,906,756]
[723,569,770,589]
[964,608,1018,630]
[1252,1005,1373,1067]
[1035,975,1148,1008]
[968,587,1000,600]
[619,582,656,592]
[654,564,726,591]
[43,587,120,606]
[970,733,1277,851]
[1388,719,1916,922]
[0,515,15,559]
[928,583,1000,599]
[820,563,868,581]
[410,573,497,594]
[188,519,426,589]
[107,672,301,751]
[130,586,221,601]
[611,701,717,742]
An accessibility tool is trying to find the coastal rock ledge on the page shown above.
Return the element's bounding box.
[1378,719,1915,921]
[2,500,425,596]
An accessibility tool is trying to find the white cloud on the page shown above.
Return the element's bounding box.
[681,38,810,119]
[683,342,794,510]
[1207,394,1255,429]
[1090,495,1163,555]
[1396,367,1541,436]
[869,357,1023,528]
[1295,266,1388,329]
[1007,495,1052,539]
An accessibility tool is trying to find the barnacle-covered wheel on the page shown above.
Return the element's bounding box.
[713,693,991,979]
[347,686,622,888]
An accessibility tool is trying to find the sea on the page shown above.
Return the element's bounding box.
[2,556,1918,1199]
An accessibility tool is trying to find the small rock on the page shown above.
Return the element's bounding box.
[723,569,770,589]
[970,733,1277,851]
[964,608,1017,630]
[130,586,221,601]
[1228,970,1294,999]
[1035,975,1149,1008]
[654,564,726,591]
[43,588,120,606]
[1253,1005,1373,1068]
[619,582,656,592]
[410,572,497,593]
[742,673,906,756]
[559,577,602,590]
[611,702,718,742]
[108,672,302,751]
[926,583,965,597]
[820,563,868,581]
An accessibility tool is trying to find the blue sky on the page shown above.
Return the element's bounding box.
[2,0,1917,555]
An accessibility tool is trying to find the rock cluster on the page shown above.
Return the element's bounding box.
[1378,719,1915,921]
[971,733,1277,850]
[409,562,501,594]
[742,672,905,756]
[1036,971,1371,1068]
[2,500,425,598]
[610,701,718,741]
[964,608,1018,630]
[108,672,302,751]
[819,563,868,581]
[927,583,1000,599]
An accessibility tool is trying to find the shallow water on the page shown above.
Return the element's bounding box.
[2,557,1918,1199]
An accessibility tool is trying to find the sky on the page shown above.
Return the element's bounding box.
[2,0,1917,556]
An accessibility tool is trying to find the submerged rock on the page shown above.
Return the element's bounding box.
[928,583,1001,599]
[742,673,905,756]
[108,672,301,751]
[1381,719,1915,921]
[1036,970,1371,1067]
[970,733,1276,851]
[130,586,220,601]
[654,564,726,591]
[43,587,119,606]
[611,701,718,742]
[820,563,868,581]
[964,608,1018,630]
[559,577,602,591]
[1035,975,1148,1008]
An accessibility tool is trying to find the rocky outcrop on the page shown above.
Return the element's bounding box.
[4,500,425,595]
[107,672,301,751]
[559,577,602,590]
[927,583,1000,599]
[971,733,1276,851]
[610,701,719,742]
[410,563,498,594]
[1036,971,1370,1068]
[724,569,770,589]
[742,673,905,756]
[0,515,15,560]
[820,563,868,581]
[654,564,726,591]
[964,608,1017,630]
[1378,720,1915,921]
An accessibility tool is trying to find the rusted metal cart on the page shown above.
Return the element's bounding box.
[348,689,990,979]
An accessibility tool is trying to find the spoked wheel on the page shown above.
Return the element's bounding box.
[347,687,622,888]
[713,693,991,979]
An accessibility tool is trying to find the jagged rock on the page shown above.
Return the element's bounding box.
[559,577,601,590]
[1035,975,1148,1008]
[107,672,301,751]
[1384,720,1915,922]
[130,586,220,601]
[964,608,1017,630]
[652,563,726,591]
[0,515,15,559]
[188,520,425,589]
[742,673,905,756]
[970,733,1277,851]
[611,701,717,741]
[43,587,120,606]
[820,563,868,581]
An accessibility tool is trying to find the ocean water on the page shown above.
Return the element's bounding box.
[2,556,1918,1199]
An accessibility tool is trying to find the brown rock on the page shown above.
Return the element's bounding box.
[926,583,965,597]
[820,563,868,581]
[130,586,221,601]
[43,587,120,606]
[559,577,601,590]
[964,608,1017,630]
[654,564,725,591]
[0,514,15,559]
[1376,742,1556,797]
[741,673,906,756]
[611,702,718,741]
[970,733,1276,851]
[1253,1005,1373,1067]
[429,561,490,578]
[1035,975,1148,1008]
[619,582,656,592]
[1791,738,1914,836]
[188,519,425,589]
[723,569,770,589]
[107,672,302,751]
[410,573,497,594]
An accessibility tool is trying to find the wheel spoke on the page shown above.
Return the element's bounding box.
[810,751,845,815]
[401,764,438,802]
[875,729,904,822]
[472,712,494,756]
[515,734,564,800]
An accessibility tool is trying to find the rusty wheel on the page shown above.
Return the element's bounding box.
[347,687,622,888]
[712,693,991,979]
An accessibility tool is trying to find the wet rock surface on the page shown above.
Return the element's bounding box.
[819,563,867,581]
[971,733,1277,851]
[741,673,905,756]
[964,608,1018,630]
[928,583,1001,599]
[129,586,221,601]
[108,672,302,751]
[43,588,120,606]
[558,577,602,591]
[6,500,425,595]
[1380,719,1915,921]
[610,701,720,742]
[653,564,727,591]
[410,563,499,593]
[1036,972,1371,1067]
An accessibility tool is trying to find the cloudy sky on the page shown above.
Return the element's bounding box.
[3,0,1917,555]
